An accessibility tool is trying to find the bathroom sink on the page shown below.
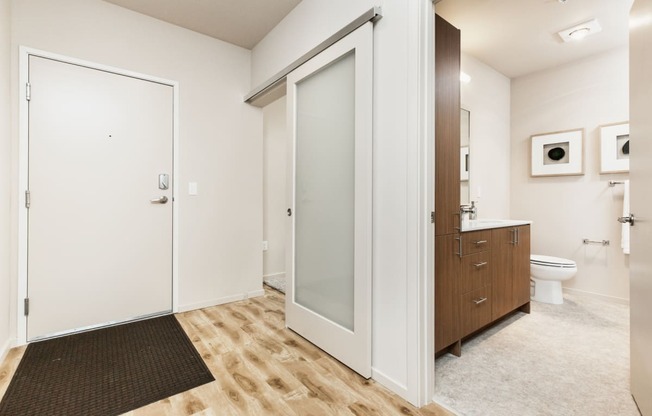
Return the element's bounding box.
[469,219,504,225]
[463,218,532,231]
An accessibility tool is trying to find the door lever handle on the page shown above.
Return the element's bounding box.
[150,196,168,204]
[618,214,635,226]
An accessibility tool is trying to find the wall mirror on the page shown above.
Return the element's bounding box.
[460,108,470,204]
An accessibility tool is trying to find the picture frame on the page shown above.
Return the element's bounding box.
[530,128,584,177]
[600,122,629,173]
[460,146,469,181]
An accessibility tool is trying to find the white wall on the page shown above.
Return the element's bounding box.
[0,0,12,360]
[511,47,630,301]
[263,97,287,279]
[461,53,511,219]
[253,0,435,405]
[8,0,263,337]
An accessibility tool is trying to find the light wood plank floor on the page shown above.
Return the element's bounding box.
[0,287,454,416]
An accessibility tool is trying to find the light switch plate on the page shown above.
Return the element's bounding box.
[262,241,269,251]
[189,182,198,195]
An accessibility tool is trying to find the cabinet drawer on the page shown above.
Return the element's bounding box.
[461,230,491,255]
[460,252,491,294]
[460,286,492,338]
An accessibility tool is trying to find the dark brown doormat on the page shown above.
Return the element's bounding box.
[0,315,214,416]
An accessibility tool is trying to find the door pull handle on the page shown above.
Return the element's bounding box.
[150,196,168,204]
[473,262,488,268]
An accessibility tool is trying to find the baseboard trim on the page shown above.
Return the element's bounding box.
[263,272,286,279]
[430,395,460,415]
[179,289,266,313]
[562,287,629,305]
[371,367,409,401]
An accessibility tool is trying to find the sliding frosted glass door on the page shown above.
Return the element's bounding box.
[286,22,373,378]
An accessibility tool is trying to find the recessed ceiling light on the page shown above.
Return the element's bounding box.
[558,19,602,42]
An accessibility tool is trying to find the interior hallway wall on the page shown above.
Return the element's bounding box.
[253,0,435,405]
[511,47,630,301]
[262,97,287,280]
[461,53,511,219]
[0,0,12,360]
[9,0,263,339]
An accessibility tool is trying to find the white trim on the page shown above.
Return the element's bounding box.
[263,272,286,279]
[173,77,180,314]
[562,287,630,305]
[17,46,180,345]
[178,289,266,313]
[371,367,409,398]
[415,0,436,407]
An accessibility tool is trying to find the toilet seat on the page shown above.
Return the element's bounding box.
[530,254,576,268]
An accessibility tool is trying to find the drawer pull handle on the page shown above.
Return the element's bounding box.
[473,261,488,268]
[473,297,488,305]
[473,240,487,245]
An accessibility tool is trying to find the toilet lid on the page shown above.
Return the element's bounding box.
[530,254,576,268]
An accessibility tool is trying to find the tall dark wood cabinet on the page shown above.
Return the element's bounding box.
[434,14,461,356]
[434,14,460,237]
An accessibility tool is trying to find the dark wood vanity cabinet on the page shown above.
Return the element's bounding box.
[432,13,531,357]
[436,226,531,356]
[459,230,492,338]
[491,225,531,320]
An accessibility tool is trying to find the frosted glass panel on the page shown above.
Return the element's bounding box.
[294,52,355,330]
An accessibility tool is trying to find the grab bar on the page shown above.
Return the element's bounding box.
[582,238,610,246]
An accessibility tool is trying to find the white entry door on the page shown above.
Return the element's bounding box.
[27,55,174,341]
[629,1,652,413]
[285,23,373,378]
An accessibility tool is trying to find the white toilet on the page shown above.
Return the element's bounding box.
[530,254,577,305]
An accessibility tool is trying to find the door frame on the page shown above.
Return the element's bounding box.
[16,46,180,345]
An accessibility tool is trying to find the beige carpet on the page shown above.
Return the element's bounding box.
[434,293,640,416]
[263,274,286,294]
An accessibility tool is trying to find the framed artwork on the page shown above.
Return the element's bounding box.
[600,122,629,173]
[460,146,469,181]
[531,129,584,177]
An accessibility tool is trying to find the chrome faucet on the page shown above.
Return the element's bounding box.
[460,201,478,220]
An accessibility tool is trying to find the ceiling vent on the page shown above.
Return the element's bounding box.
[558,19,602,42]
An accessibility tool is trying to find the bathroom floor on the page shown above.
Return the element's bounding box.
[434,293,639,416]
[263,274,286,294]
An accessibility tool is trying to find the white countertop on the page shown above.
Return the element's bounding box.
[461,218,532,232]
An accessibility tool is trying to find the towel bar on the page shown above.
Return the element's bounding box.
[583,238,610,246]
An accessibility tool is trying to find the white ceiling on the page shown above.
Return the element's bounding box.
[103,0,302,49]
[436,0,634,79]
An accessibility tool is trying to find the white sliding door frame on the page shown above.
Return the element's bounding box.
[16,46,180,345]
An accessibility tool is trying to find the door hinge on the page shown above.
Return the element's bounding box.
[430,211,435,224]
[25,190,31,209]
[26,82,31,101]
[24,298,29,316]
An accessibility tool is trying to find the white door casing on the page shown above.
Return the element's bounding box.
[629,1,652,413]
[18,48,180,343]
[285,22,373,378]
